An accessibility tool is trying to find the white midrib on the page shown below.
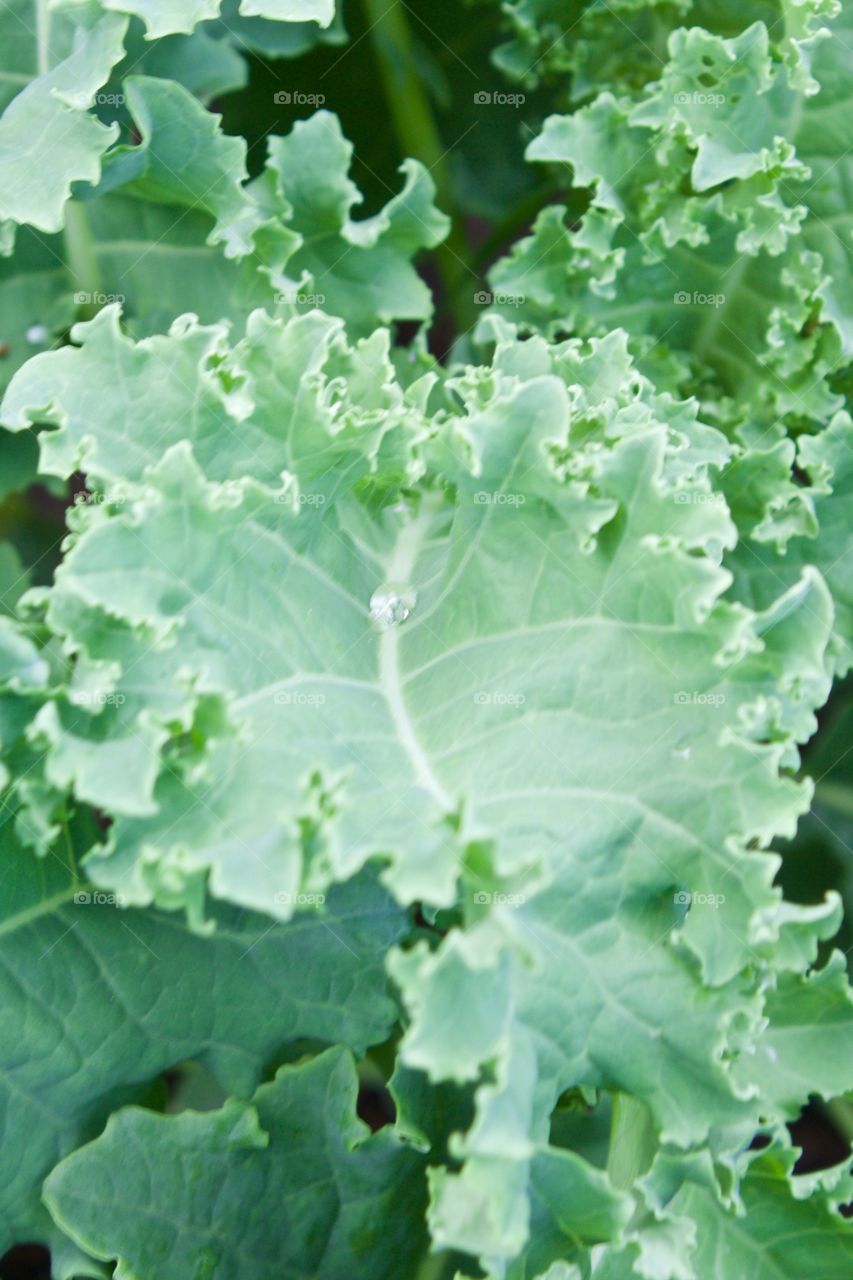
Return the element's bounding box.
[378,511,452,811]
[0,887,75,937]
[35,0,51,77]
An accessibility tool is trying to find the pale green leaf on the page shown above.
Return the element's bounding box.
[0,4,127,242]
[44,1048,426,1280]
[0,817,407,1261]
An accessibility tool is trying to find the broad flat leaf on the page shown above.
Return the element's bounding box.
[97,0,334,38]
[0,2,127,244]
[594,1135,853,1280]
[0,194,280,390]
[499,9,853,437]
[241,0,333,21]
[0,224,78,389]
[629,23,799,192]
[256,111,450,334]
[0,816,407,1266]
[44,1048,427,1280]
[214,0,345,57]
[671,1147,853,1279]
[788,0,853,353]
[1,303,419,485]
[733,951,853,1114]
[0,540,30,614]
[95,76,267,259]
[487,0,681,90]
[110,18,249,103]
[1,313,846,1275]
[100,0,220,38]
[726,412,853,673]
[489,0,839,96]
[89,103,447,335]
[0,316,833,960]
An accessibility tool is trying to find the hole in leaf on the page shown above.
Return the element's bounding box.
[357,1077,396,1131]
[0,1245,51,1280]
[790,1101,850,1176]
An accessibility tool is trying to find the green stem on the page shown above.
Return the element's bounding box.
[361,0,475,336]
[822,1097,853,1146]
[60,810,79,881]
[63,201,103,319]
[35,0,51,76]
[40,0,102,319]
[607,1093,656,1190]
[813,781,853,820]
[362,0,449,202]
[415,1252,454,1280]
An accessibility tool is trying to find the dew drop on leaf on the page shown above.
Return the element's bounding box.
[369,584,417,630]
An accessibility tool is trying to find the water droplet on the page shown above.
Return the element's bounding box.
[25,324,49,345]
[765,1045,778,1062]
[671,747,691,761]
[369,583,416,630]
